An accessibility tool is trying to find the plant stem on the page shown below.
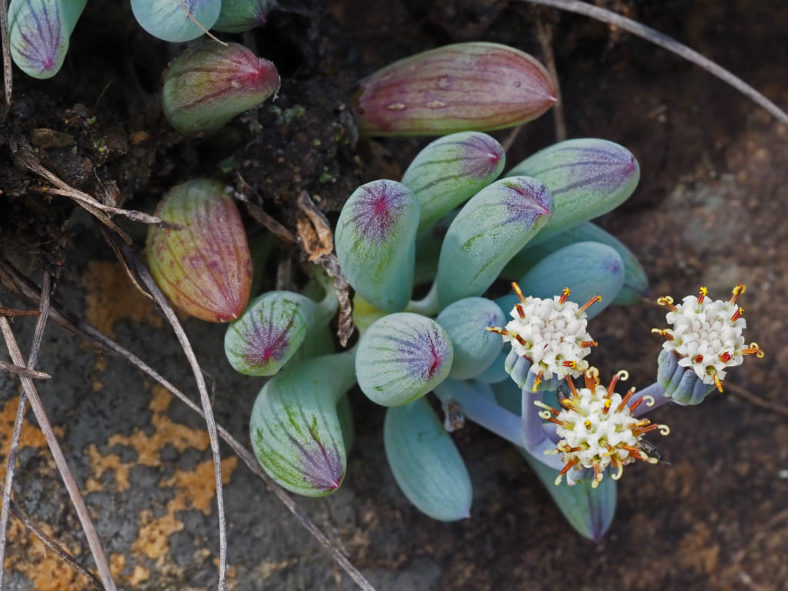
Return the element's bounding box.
[405,282,440,317]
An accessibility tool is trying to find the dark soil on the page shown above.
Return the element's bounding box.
[0,0,786,590]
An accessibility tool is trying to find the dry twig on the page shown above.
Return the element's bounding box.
[0,259,377,591]
[9,499,103,591]
[0,280,117,590]
[0,360,51,380]
[105,235,228,591]
[0,0,11,108]
[524,0,788,126]
[0,306,39,318]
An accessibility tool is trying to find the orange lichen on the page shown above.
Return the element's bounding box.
[81,260,163,338]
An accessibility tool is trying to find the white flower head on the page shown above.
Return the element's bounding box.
[654,285,764,391]
[538,368,669,488]
[489,282,599,390]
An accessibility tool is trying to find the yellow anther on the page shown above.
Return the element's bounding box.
[616,369,629,381]
[642,395,655,407]
[658,424,670,436]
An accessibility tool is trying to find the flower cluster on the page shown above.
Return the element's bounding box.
[537,369,668,488]
[489,282,598,390]
[654,285,764,391]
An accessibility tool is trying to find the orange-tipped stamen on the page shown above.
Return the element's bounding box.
[559,287,571,304]
[719,351,733,363]
[616,386,637,412]
[657,295,677,312]
[592,464,601,486]
[581,340,598,348]
[511,281,526,304]
[698,286,708,304]
[579,295,602,313]
[486,326,507,335]
[633,423,660,436]
[651,328,674,341]
[554,459,579,485]
[515,303,526,319]
[730,283,746,305]
[584,367,599,390]
[564,375,579,398]
[731,307,743,322]
[607,370,628,397]
[602,398,612,415]
[531,369,544,392]
[713,372,723,392]
[562,360,577,369]
[693,354,704,364]
[742,342,764,358]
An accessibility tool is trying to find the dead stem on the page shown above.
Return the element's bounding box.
[0,360,51,379]
[533,9,566,141]
[0,0,11,108]
[0,306,39,318]
[725,382,788,419]
[0,259,377,591]
[9,499,103,591]
[0,292,117,590]
[0,273,52,589]
[524,0,788,126]
[107,235,228,591]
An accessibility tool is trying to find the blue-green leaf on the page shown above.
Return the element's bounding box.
[131,0,221,42]
[436,297,504,379]
[503,221,648,305]
[497,242,625,320]
[435,176,552,308]
[249,351,356,497]
[336,180,420,313]
[520,449,617,540]
[356,313,453,406]
[384,397,472,521]
[401,132,505,234]
[507,138,639,244]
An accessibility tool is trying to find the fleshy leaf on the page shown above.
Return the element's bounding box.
[356,313,453,407]
[497,242,625,320]
[213,0,270,32]
[401,132,506,234]
[503,221,648,305]
[224,291,317,376]
[9,0,86,79]
[146,179,252,323]
[384,397,472,521]
[353,42,557,136]
[435,176,552,308]
[335,180,419,313]
[162,42,279,135]
[507,138,639,244]
[131,0,221,42]
[521,448,617,541]
[473,349,510,384]
[249,351,356,497]
[436,297,505,380]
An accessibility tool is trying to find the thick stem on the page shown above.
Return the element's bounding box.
[630,382,671,417]
[405,282,440,317]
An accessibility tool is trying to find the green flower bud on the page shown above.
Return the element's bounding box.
[353,42,557,136]
[162,42,279,135]
[146,179,252,322]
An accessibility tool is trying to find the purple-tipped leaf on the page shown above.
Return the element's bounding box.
[224,291,317,376]
[162,42,279,135]
[335,180,420,313]
[146,179,252,323]
[435,176,552,308]
[9,0,86,79]
[401,132,506,234]
[250,352,356,497]
[354,42,557,136]
[507,138,639,244]
[356,313,453,407]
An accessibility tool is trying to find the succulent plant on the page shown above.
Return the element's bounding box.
[162,42,279,135]
[353,42,558,136]
[146,178,253,322]
[224,128,762,538]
